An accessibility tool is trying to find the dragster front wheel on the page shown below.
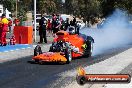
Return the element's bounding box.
[34,45,43,56]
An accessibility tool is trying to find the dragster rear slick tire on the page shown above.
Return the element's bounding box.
[84,39,93,57]
[88,41,93,57]
[34,45,43,56]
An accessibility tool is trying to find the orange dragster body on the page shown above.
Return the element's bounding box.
[53,31,84,58]
[32,30,94,64]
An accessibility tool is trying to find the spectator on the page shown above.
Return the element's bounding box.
[8,18,12,33]
[64,18,70,31]
[73,17,76,26]
[13,18,20,26]
[70,20,74,26]
[56,14,60,20]
[47,19,52,37]
[10,35,16,45]
[56,17,62,31]
[76,24,81,35]
[55,18,60,30]
[60,19,65,30]
[0,14,9,46]
[38,16,47,44]
[52,16,59,37]
[52,14,57,21]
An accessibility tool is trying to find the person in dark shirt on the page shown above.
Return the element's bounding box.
[73,17,76,26]
[52,17,59,37]
[76,24,81,35]
[70,20,74,26]
[60,20,65,30]
[64,18,70,31]
[38,16,47,43]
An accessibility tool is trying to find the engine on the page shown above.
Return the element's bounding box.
[49,41,66,52]
[49,41,81,54]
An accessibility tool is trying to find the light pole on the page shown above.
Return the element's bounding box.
[34,0,36,42]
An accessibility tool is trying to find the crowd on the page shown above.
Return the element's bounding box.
[0,13,81,46]
[38,14,80,44]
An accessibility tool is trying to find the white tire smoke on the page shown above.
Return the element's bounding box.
[80,9,132,55]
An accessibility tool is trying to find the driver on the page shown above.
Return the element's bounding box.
[57,40,64,47]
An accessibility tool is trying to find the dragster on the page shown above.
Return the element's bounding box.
[32,26,94,64]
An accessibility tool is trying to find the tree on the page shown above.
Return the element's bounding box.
[116,0,132,14]
[47,0,56,14]
[100,0,116,17]
[0,0,16,13]
[65,0,73,14]
[17,0,33,21]
[53,0,62,13]
[38,0,56,15]
[22,0,32,11]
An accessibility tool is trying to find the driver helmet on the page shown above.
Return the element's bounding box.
[69,26,75,34]
[57,40,63,44]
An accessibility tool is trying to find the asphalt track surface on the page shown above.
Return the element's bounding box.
[0,45,131,88]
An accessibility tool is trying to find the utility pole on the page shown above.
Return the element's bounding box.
[34,0,36,42]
